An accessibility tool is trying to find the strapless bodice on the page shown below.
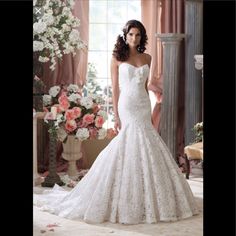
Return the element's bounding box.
[118,63,150,91]
[118,63,152,126]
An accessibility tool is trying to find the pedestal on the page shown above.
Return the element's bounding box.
[41,120,64,187]
[33,112,45,186]
[62,135,82,180]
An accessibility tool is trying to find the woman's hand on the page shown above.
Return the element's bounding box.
[114,117,121,134]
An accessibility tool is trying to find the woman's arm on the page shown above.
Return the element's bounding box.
[145,54,152,94]
[110,57,121,132]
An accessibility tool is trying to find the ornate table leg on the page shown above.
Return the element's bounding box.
[33,112,44,186]
[184,154,190,179]
[41,120,64,187]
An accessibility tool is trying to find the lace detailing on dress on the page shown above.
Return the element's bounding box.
[34,63,199,224]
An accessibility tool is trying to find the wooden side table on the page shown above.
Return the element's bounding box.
[184,142,203,179]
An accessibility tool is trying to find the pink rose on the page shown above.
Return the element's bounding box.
[83,114,95,125]
[58,93,70,111]
[73,107,82,118]
[54,104,64,113]
[95,116,104,128]
[44,112,54,120]
[65,120,77,132]
[65,109,77,121]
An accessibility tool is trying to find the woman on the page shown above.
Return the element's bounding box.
[34,20,199,224]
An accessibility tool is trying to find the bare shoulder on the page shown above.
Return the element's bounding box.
[142,53,152,66]
[143,53,151,61]
[111,56,119,67]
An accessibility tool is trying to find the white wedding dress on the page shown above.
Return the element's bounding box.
[34,63,199,224]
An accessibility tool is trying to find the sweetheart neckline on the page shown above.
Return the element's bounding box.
[119,62,149,69]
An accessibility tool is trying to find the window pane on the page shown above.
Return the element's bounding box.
[83,63,104,96]
[90,1,107,23]
[108,23,123,51]
[89,24,107,50]
[88,0,141,128]
[107,1,127,23]
[88,51,108,78]
[127,1,141,20]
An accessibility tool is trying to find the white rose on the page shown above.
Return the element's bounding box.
[76,128,90,141]
[98,128,107,140]
[80,97,93,109]
[43,94,52,106]
[33,41,44,52]
[68,93,81,103]
[49,85,61,97]
[33,21,47,34]
[67,84,79,93]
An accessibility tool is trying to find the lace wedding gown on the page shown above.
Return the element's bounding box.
[34,63,199,224]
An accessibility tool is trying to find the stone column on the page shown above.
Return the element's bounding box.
[156,33,185,162]
[185,0,203,145]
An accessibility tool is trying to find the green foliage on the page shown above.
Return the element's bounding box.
[83,62,103,96]
[192,122,203,143]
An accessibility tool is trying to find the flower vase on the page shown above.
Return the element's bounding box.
[62,135,82,179]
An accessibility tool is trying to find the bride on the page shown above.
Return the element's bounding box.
[34,19,199,224]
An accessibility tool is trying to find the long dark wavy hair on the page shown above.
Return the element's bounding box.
[112,20,148,62]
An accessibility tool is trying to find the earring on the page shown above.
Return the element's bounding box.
[122,35,125,42]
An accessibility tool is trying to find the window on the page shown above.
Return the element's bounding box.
[84,0,141,129]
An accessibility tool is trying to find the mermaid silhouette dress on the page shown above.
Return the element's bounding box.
[34,63,199,224]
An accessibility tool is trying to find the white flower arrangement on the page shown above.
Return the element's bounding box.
[43,84,108,142]
[33,0,87,71]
